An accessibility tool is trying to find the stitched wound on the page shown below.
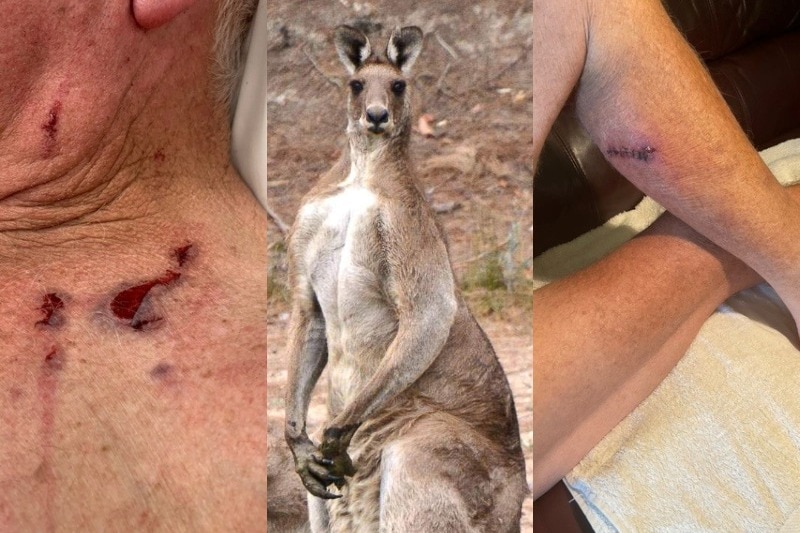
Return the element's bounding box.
[606,146,656,162]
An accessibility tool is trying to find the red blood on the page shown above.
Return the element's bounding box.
[173,244,193,267]
[37,293,64,327]
[110,270,180,325]
[41,101,62,141]
[37,345,63,532]
[153,149,165,162]
[43,347,64,372]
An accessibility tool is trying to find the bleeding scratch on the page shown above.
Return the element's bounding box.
[606,145,656,162]
[111,270,181,330]
[36,293,65,328]
[37,345,64,532]
[42,102,61,140]
[172,244,194,267]
[41,101,63,157]
[110,243,196,330]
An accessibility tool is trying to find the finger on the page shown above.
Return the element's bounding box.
[312,453,335,467]
[300,471,331,494]
[308,462,344,485]
[303,476,342,500]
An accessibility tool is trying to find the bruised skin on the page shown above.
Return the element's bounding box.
[0,0,266,528]
[13,244,195,529]
[0,233,267,531]
[36,294,65,328]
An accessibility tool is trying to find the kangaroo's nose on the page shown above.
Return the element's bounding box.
[366,106,389,126]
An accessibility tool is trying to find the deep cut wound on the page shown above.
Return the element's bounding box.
[110,243,195,330]
[111,270,180,330]
[37,293,65,327]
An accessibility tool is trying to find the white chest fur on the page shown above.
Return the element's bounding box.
[300,185,378,317]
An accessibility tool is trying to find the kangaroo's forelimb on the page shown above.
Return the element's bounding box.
[284,277,341,499]
[322,212,457,457]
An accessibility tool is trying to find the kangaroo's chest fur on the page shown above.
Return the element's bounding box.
[297,181,398,413]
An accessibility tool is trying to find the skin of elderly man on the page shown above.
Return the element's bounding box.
[533,0,800,499]
[0,0,265,530]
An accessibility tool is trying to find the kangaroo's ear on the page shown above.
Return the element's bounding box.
[386,26,423,74]
[334,25,372,75]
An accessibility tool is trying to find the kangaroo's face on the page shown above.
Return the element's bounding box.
[334,25,423,139]
[346,63,409,137]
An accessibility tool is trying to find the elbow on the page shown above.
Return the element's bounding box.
[284,419,305,446]
[419,290,458,345]
[440,291,458,330]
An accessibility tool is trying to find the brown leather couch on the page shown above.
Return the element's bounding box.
[534,0,800,257]
[534,0,800,529]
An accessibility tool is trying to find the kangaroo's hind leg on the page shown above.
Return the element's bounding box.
[307,493,330,533]
[378,415,526,533]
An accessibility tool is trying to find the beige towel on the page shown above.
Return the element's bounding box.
[533,138,800,532]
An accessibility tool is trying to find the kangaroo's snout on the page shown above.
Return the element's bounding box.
[366,106,389,131]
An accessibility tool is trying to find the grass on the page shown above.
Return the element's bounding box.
[459,221,533,318]
[267,238,290,306]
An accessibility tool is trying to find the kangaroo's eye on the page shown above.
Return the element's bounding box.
[391,80,406,95]
[349,80,363,95]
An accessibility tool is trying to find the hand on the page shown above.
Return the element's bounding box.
[319,425,358,487]
[288,436,345,500]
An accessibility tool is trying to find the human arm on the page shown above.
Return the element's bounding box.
[534,183,800,498]
[534,0,800,333]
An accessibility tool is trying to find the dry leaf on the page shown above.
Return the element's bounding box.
[418,114,435,137]
[422,144,478,174]
[432,201,462,214]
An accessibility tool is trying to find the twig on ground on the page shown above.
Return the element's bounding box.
[485,48,528,88]
[302,46,342,88]
[267,203,290,236]
[432,201,461,214]
[455,237,512,266]
[434,32,460,60]
[436,61,454,96]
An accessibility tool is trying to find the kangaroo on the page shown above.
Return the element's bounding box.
[283,25,528,533]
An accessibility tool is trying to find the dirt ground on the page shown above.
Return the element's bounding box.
[265,0,533,530]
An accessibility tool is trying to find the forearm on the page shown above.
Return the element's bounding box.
[533,207,766,497]
[284,310,327,442]
[577,0,800,318]
[329,310,454,429]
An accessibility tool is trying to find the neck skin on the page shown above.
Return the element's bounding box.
[0,1,259,275]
